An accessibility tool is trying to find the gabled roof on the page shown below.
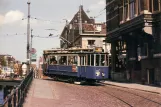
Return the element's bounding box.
[60,5,93,37]
[60,5,106,38]
[69,5,93,24]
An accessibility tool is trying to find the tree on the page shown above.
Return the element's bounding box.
[1,57,7,67]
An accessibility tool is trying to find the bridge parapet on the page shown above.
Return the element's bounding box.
[0,70,33,107]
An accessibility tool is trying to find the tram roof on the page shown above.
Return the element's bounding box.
[44,48,92,54]
[43,48,109,55]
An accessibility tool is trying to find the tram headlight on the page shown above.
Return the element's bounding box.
[96,71,100,76]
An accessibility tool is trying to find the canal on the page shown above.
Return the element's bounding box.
[0,85,14,105]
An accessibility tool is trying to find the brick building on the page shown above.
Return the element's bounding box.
[106,0,161,85]
[60,5,110,53]
[0,54,16,68]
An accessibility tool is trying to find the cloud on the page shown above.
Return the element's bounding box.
[89,0,105,10]
[3,10,24,24]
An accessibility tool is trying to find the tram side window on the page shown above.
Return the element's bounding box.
[87,54,94,66]
[96,55,99,66]
[96,54,105,66]
[59,56,67,65]
[50,56,57,65]
[101,55,105,66]
[87,55,90,65]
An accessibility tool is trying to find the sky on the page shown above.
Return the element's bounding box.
[0,0,106,63]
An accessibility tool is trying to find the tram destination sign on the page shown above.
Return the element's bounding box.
[94,47,102,53]
[30,48,36,54]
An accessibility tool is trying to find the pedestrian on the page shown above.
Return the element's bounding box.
[34,68,38,78]
[13,61,19,78]
[19,64,23,78]
[22,63,27,77]
[37,69,39,79]
[34,68,39,79]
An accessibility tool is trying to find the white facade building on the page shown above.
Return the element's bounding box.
[81,36,111,53]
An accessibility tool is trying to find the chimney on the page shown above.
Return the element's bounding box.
[80,5,83,10]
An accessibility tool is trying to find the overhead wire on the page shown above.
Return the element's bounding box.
[89,5,106,19]
[0,33,26,37]
[33,35,59,38]
[98,6,106,14]
[30,17,64,24]
[0,33,59,38]
[94,11,106,18]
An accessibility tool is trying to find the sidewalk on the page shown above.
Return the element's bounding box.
[104,81,161,94]
[23,79,55,107]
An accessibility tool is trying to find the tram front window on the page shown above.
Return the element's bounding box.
[50,56,57,65]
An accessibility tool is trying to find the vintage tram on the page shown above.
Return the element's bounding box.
[43,47,110,83]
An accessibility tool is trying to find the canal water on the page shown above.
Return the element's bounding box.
[0,85,14,104]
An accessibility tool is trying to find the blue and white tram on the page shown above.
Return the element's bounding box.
[43,48,110,83]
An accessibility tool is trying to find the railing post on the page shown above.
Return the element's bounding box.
[8,95,12,107]
[13,88,17,107]
[17,88,20,106]
[22,83,25,104]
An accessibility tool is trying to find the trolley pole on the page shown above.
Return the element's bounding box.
[27,0,31,74]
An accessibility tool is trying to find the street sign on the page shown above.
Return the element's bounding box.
[31,54,37,62]
[30,48,36,54]
[31,59,36,62]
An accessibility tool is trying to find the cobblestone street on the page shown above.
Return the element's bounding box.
[24,79,161,107]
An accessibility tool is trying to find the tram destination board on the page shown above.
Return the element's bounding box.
[94,47,102,53]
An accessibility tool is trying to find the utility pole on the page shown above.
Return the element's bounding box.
[63,19,69,48]
[30,29,33,65]
[27,0,31,74]
[79,5,82,35]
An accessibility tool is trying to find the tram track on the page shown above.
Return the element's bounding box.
[48,79,161,107]
[98,82,161,107]
[100,89,133,107]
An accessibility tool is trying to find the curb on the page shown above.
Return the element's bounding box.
[101,82,160,95]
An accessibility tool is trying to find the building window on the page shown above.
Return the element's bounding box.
[88,40,95,45]
[130,0,135,19]
[119,0,123,23]
[119,7,123,22]
[138,0,144,14]
[153,0,159,11]
[149,0,152,12]
[124,0,128,21]
[149,0,160,12]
